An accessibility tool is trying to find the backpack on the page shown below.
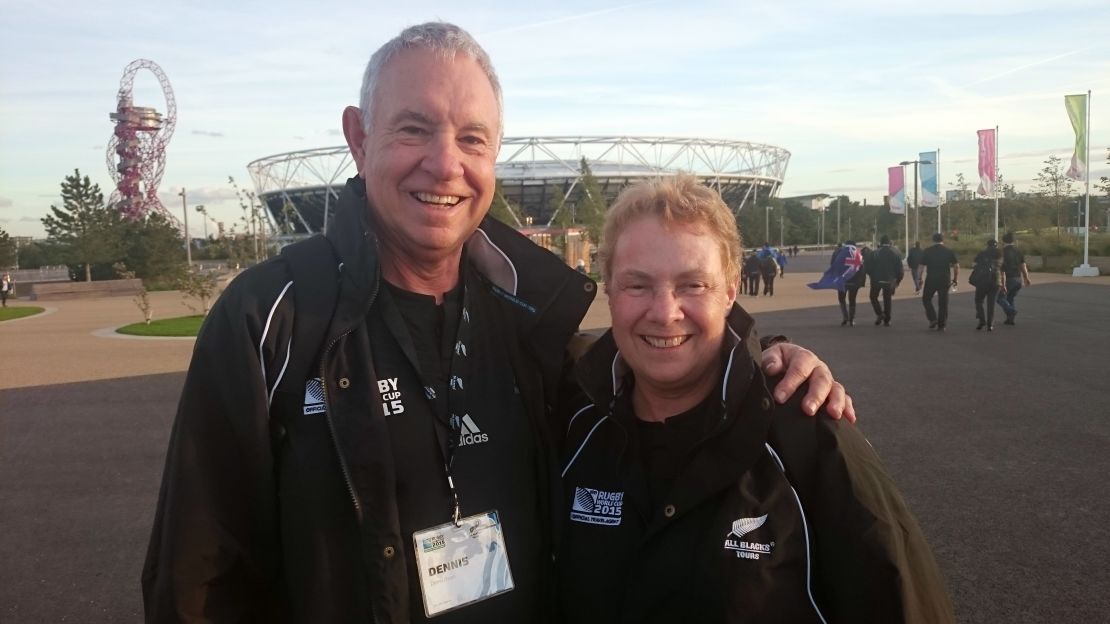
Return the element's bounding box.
[759,254,778,275]
[968,254,997,288]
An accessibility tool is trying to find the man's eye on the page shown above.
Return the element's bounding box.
[460,134,486,146]
[400,126,428,136]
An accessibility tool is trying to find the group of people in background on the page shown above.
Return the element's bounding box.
[740,243,787,296]
[822,232,1031,331]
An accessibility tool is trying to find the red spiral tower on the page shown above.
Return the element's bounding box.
[106,59,178,223]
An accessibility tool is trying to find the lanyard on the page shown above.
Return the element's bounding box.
[380,275,475,526]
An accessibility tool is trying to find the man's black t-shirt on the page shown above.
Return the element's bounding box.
[1002,245,1025,278]
[921,244,958,285]
[370,265,543,623]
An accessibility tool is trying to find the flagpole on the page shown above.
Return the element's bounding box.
[994,125,1000,241]
[903,163,910,255]
[1084,90,1091,267]
[936,147,942,234]
[1072,91,1098,276]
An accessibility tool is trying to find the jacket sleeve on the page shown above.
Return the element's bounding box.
[772,410,955,624]
[820,423,954,623]
[142,267,293,622]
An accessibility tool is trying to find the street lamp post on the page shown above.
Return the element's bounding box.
[779,213,784,247]
[835,195,841,244]
[899,158,934,244]
[178,188,192,268]
[765,204,772,244]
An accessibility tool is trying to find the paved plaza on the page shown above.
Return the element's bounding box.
[2,260,1109,622]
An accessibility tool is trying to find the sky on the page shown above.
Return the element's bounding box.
[2,0,1109,238]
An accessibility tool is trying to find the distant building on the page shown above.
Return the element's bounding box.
[945,189,975,202]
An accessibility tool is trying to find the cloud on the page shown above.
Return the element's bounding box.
[19,216,39,222]
[158,187,238,205]
[325,128,341,136]
[826,168,855,174]
[192,130,225,138]
[0,197,12,208]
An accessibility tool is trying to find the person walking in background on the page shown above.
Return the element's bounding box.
[839,243,868,326]
[996,232,1032,325]
[743,251,762,297]
[970,239,1004,331]
[868,235,903,326]
[758,243,783,296]
[920,232,960,332]
[907,241,924,294]
[0,273,12,307]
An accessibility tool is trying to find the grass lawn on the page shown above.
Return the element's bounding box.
[0,306,45,322]
[117,315,205,337]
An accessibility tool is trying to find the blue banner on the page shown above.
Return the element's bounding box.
[920,150,938,207]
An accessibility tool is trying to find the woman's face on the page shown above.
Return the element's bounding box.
[607,216,737,398]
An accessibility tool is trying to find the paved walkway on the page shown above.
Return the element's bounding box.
[2,262,1109,622]
[4,264,1107,391]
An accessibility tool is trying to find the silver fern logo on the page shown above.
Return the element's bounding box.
[724,513,774,560]
[730,514,767,539]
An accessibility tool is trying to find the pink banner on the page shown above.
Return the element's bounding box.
[887,166,905,214]
[977,128,996,196]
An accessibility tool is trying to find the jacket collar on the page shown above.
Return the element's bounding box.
[575,301,763,414]
[324,175,595,360]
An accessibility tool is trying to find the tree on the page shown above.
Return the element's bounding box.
[1033,155,1076,238]
[488,180,522,227]
[41,169,122,281]
[1098,147,1110,198]
[575,158,608,244]
[119,211,186,289]
[0,227,15,268]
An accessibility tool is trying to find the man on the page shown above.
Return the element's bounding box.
[907,241,924,294]
[758,243,782,296]
[743,251,762,296]
[142,22,853,623]
[996,231,1032,325]
[868,235,903,326]
[920,232,960,331]
[0,272,11,307]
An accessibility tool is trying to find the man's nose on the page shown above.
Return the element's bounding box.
[646,289,683,324]
[421,134,464,180]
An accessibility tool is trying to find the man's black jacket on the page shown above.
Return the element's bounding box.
[142,177,595,622]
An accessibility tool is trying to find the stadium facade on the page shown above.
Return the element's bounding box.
[247,136,790,237]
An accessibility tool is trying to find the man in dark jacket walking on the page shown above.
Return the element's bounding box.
[868,235,904,326]
[996,231,1032,325]
[920,232,960,331]
[907,241,924,293]
[141,22,854,624]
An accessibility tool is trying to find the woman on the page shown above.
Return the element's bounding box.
[558,175,953,623]
[971,239,1004,331]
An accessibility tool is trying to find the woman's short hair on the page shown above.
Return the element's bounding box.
[598,173,742,286]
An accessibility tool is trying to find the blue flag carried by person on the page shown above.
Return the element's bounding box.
[808,244,863,291]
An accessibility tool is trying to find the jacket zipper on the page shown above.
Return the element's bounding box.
[318,275,380,623]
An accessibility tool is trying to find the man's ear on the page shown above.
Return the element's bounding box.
[341,106,367,176]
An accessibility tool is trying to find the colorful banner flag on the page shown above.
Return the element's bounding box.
[888,166,905,214]
[1065,93,1088,181]
[919,151,938,207]
[808,244,863,291]
[977,129,996,196]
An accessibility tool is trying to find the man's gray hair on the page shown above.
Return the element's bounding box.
[359,22,503,137]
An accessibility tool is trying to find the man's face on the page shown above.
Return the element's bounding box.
[607,216,737,399]
[347,48,499,265]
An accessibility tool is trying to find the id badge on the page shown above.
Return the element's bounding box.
[412,510,514,617]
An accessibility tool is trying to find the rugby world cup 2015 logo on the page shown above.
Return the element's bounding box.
[570,487,624,526]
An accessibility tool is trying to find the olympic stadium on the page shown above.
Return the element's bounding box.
[247,136,790,238]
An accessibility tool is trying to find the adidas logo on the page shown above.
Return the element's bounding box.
[458,414,489,446]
